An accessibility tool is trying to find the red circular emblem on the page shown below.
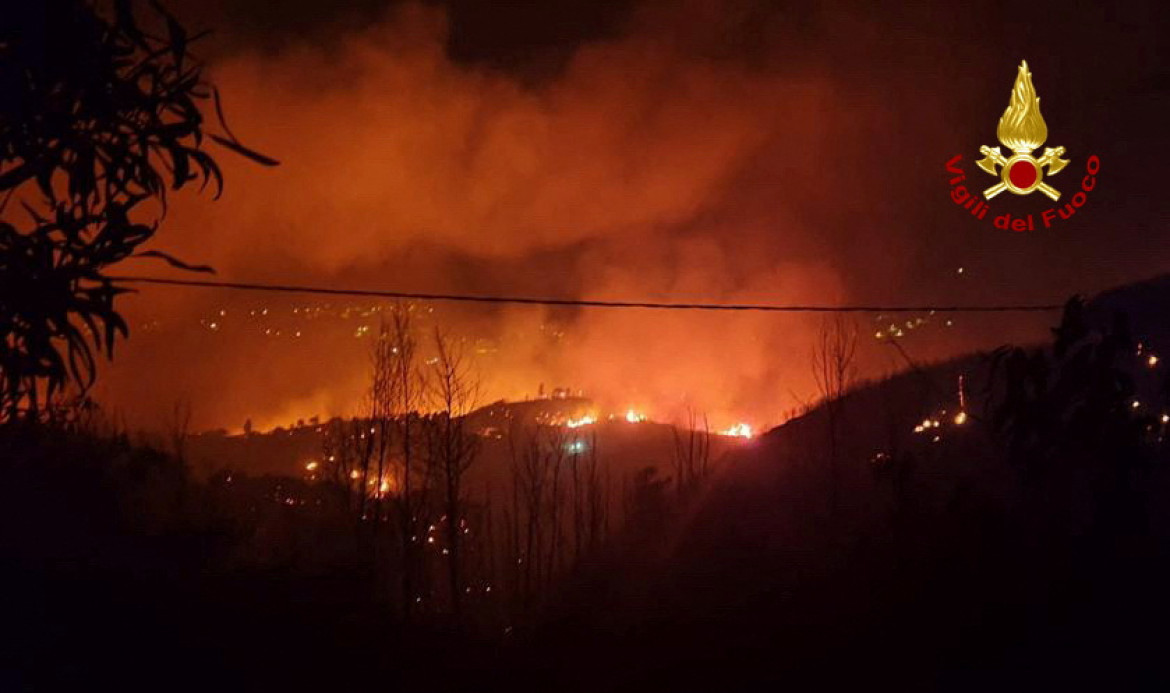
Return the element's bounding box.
[1008,159,1037,189]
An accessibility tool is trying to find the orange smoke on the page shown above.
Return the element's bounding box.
[95,2,1048,433]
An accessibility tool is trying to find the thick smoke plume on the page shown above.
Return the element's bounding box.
[103,1,1149,433]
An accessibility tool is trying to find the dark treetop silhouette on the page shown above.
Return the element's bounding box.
[0,0,275,422]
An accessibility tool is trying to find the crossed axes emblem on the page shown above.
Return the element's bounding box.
[977,61,1073,202]
[976,145,1070,201]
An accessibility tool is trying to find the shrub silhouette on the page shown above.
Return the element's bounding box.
[987,296,1164,533]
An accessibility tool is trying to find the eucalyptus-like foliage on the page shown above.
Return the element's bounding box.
[0,0,276,420]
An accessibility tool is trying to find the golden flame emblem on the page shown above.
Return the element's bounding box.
[997,62,1047,153]
[976,61,1070,201]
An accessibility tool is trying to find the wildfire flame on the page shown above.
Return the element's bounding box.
[997,60,1048,153]
[565,414,597,428]
[721,423,753,438]
[624,409,647,423]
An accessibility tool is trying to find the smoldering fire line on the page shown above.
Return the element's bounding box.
[945,154,1101,231]
[110,276,1063,313]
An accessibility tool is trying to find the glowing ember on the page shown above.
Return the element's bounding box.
[914,417,943,434]
[953,411,968,425]
[721,423,753,438]
[304,460,319,471]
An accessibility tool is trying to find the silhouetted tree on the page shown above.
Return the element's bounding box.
[382,305,426,617]
[168,399,192,466]
[425,328,480,617]
[506,421,565,608]
[812,315,858,516]
[321,417,369,512]
[568,429,605,561]
[0,0,275,422]
[671,407,711,503]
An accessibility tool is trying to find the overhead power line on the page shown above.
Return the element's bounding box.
[110,276,1064,314]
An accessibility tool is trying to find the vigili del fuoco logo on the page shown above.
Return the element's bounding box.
[945,61,1100,232]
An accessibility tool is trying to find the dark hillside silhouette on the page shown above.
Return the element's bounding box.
[504,289,1170,692]
[5,277,1170,691]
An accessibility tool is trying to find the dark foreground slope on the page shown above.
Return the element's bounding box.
[506,282,1170,692]
[3,277,1169,692]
